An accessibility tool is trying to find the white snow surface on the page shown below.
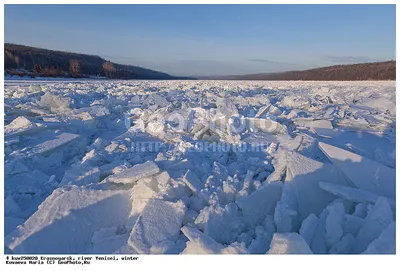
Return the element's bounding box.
[3,80,395,254]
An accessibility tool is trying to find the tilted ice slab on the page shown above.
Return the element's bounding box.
[194,203,239,244]
[286,151,349,223]
[325,201,346,249]
[5,187,132,254]
[310,209,329,254]
[352,197,394,254]
[274,173,299,233]
[311,128,341,138]
[5,217,25,236]
[106,161,160,184]
[59,166,101,187]
[181,226,247,254]
[267,233,313,254]
[10,132,81,159]
[297,119,333,130]
[319,182,395,207]
[181,225,224,254]
[244,118,287,134]
[235,181,283,227]
[362,97,396,115]
[318,142,395,199]
[128,199,186,254]
[182,170,204,195]
[363,222,395,254]
[299,214,319,246]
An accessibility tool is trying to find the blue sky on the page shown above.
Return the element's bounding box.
[4,4,396,76]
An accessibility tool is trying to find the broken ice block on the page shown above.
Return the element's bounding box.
[149,239,187,254]
[5,116,40,137]
[10,132,81,159]
[362,97,396,115]
[310,209,328,254]
[255,105,270,118]
[181,226,224,254]
[99,160,131,179]
[342,214,364,235]
[325,201,345,249]
[248,234,272,254]
[194,203,240,244]
[130,180,157,216]
[183,209,199,226]
[5,187,132,254]
[244,118,286,134]
[91,232,130,254]
[216,97,238,117]
[155,171,171,188]
[353,203,368,218]
[328,233,355,254]
[267,233,313,254]
[235,181,282,227]
[299,214,319,246]
[59,166,101,187]
[106,161,160,184]
[128,199,185,254]
[5,160,29,175]
[319,142,395,199]
[15,185,43,196]
[319,182,395,207]
[5,217,25,236]
[5,170,50,198]
[363,222,395,254]
[5,136,20,147]
[305,119,333,129]
[38,92,71,114]
[182,170,204,195]
[311,128,340,138]
[5,195,22,216]
[274,176,299,233]
[268,105,282,116]
[352,197,394,253]
[286,151,349,222]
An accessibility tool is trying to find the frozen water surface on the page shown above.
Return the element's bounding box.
[3,79,395,254]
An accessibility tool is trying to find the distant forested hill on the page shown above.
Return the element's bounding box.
[202,61,396,81]
[4,43,189,79]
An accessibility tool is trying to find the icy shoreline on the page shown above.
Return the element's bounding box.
[4,80,396,254]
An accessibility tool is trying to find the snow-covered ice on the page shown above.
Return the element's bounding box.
[128,199,186,254]
[105,161,160,184]
[319,142,395,199]
[5,187,132,254]
[3,80,396,254]
[352,197,394,253]
[267,233,313,254]
[363,222,395,254]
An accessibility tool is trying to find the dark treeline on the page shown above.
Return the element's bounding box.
[4,43,189,80]
[203,61,396,81]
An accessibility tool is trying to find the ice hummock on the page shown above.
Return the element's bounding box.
[3,80,396,255]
